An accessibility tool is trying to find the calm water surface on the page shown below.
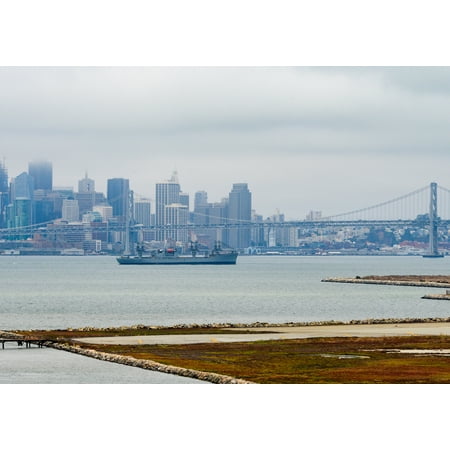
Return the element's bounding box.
[1,255,450,329]
[0,344,207,383]
[1,255,450,383]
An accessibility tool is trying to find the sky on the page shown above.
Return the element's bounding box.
[2,66,450,219]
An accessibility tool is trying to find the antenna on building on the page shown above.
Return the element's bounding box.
[170,170,179,184]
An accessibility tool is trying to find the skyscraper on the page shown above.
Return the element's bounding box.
[0,160,9,228]
[10,172,34,201]
[0,160,7,193]
[179,192,189,208]
[192,190,229,247]
[76,173,96,216]
[193,190,208,226]
[28,160,52,191]
[194,191,208,210]
[155,171,181,241]
[164,203,188,243]
[134,199,151,227]
[227,183,252,249]
[62,199,80,222]
[7,197,32,238]
[107,178,130,222]
[78,173,95,193]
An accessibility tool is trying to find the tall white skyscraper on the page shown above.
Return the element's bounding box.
[155,171,181,241]
[164,203,188,243]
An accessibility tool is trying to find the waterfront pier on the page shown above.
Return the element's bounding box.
[0,337,55,349]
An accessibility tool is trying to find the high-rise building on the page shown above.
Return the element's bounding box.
[155,171,181,241]
[0,160,9,228]
[194,191,208,210]
[251,211,265,247]
[134,199,151,227]
[28,160,52,191]
[227,183,252,249]
[179,192,189,209]
[77,173,96,215]
[193,192,229,247]
[193,190,209,226]
[62,199,80,222]
[78,173,95,193]
[107,178,130,222]
[7,198,32,238]
[10,172,34,201]
[266,210,290,247]
[164,203,189,243]
[33,197,56,224]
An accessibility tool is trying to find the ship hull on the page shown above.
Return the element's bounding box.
[117,254,238,265]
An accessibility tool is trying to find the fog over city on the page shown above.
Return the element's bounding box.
[1,66,450,219]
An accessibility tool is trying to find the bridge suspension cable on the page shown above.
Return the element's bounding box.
[321,185,430,222]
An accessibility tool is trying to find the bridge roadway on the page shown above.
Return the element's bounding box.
[2,219,448,238]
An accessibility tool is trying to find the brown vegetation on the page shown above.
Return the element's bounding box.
[13,325,450,383]
[362,275,450,283]
[73,335,450,383]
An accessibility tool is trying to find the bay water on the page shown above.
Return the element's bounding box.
[1,255,450,383]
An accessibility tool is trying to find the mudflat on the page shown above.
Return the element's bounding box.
[74,322,450,345]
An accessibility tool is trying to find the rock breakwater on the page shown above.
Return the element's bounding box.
[421,294,450,301]
[322,277,450,288]
[47,342,254,384]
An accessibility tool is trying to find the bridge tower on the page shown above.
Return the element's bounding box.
[425,182,441,257]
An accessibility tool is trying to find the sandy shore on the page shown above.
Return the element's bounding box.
[74,322,450,345]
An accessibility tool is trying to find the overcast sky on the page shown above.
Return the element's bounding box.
[1,66,450,219]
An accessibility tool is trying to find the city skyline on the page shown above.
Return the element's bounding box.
[2,67,450,219]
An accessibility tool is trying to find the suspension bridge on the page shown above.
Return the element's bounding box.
[1,182,450,256]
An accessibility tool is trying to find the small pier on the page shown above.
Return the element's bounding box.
[0,338,55,349]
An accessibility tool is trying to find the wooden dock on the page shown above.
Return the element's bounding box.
[0,338,55,349]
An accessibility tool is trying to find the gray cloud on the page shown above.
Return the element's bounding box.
[1,66,450,218]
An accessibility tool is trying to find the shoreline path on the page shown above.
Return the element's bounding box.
[74,322,450,346]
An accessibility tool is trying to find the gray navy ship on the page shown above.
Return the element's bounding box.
[117,242,238,265]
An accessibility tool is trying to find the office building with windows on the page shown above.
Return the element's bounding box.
[155,171,181,241]
[227,183,252,249]
[164,203,188,243]
[62,199,80,222]
[107,178,130,222]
